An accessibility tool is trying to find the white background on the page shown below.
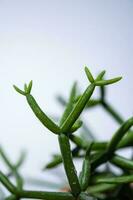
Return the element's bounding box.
[0,0,133,189]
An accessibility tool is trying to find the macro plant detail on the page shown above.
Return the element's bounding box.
[0,67,133,200]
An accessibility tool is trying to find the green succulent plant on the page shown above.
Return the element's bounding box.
[0,67,133,200]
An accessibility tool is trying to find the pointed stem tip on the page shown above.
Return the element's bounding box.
[84,66,94,83]
[95,76,122,86]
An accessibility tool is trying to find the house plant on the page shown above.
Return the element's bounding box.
[0,67,133,200]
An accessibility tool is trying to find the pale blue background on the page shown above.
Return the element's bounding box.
[0,0,133,187]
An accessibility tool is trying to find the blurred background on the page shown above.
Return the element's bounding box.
[0,0,133,191]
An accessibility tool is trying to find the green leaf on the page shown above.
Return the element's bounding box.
[107,117,133,155]
[13,85,26,96]
[27,80,33,94]
[0,170,17,194]
[26,94,61,134]
[86,99,101,108]
[56,95,67,106]
[95,77,122,86]
[96,174,133,184]
[60,82,77,126]
[80,142,93,191]
[96,70,106,81]
[86,183,117,194]
[111,154,133,170]
[70,120,83,133]
[61,84,95,133]
[24,83,28,92]
[15,151,26,169]
[44,155,62,169]
[84,67,94,83]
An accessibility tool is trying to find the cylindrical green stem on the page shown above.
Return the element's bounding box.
[110,154,133,170]
[80,143,92,191]
[44,131,133,169]
[96,174,133,184]
[0,171,17,194]
[61,84,95,133]
[107,117,133,155]
[60,82,77,126]
[19,190,75,200]
[86,183,117,194]
[26,94,61,134]
[0,146,23,190]
[58,133,81,197]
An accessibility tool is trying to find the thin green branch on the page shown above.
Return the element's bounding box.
[99,85,124,124]
[84,67,94,83]
[60,82,77,125]
[44,131,133,170]
[95,77,122,86]
[80,143,92,191]
[0,170,17,194]
[60,83,95,133]
[19,190,75,200]
[58,133,81,197]
[0,146,23,190]
[110,154,133,170]
[96,174,133,184]
[95,70,106,81]
[14,151,26,169]
[14,82,61,135]
[101,101,124,124]
[107,117,133,155]
[86,183,117,194]
[26,94,61,134]
[7,68,130,199]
